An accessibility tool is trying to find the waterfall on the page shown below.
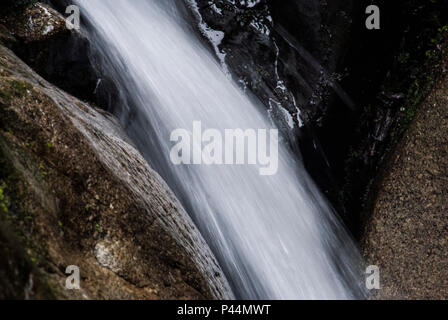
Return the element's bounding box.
[76,0,366,299]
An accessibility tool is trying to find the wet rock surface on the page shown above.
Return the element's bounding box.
[0,44,232,299]
[189,0,372,230]
[0,2,100,104]
[191,1,448,233]
[192,0,354,130]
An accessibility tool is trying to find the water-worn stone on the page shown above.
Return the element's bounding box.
[0,44,232,300]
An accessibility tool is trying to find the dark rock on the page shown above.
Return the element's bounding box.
[189,0,358,229]
[190,0,448,235]
[0,2,119,113]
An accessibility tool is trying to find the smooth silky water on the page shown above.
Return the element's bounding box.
[75,0,366,299]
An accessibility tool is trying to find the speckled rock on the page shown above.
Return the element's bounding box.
[0,2,66,42]
[362,75,448,299]
[0,2,100,104]
[0,44,232,300]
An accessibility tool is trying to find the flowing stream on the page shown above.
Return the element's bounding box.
[76,0,366,299]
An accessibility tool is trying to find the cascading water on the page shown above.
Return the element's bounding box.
[76,0,366,299]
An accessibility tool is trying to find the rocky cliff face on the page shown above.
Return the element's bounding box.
[192,0,354,129]
[190,0,448,234]
[0,3,232,299]
[188,0,360,230]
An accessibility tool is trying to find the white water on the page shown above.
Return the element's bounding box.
[76,0,365,299]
